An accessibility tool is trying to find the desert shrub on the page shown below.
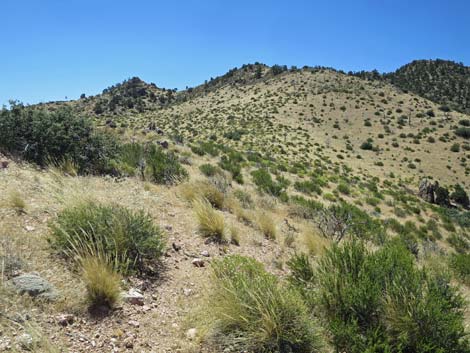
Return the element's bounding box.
[251,169,284,197]
[199,163,221,177]
[451,143,461,152]
[193,198,225,241]
[435,186,450,207]
[337,182,351,195]
[145,144,188,184]
[289,196,323,220]
[448,233,470,253]
[50,201,165,274]
[219,153,244,184]
[451,184,470,208]
[360,140,373,150]
[0,103,119,174]
[202,255,323,352]
[302,241,470,353]
[315,202,384,243]
[459,119,470,127]
[294,180,322,195]
[449,253,470,286]
[455,127,470,139]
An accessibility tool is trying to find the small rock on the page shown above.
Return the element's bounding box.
[128,320,140,328]
[186,328,198,341]
[122,288,144,306]
[24,226,35,232]
[183,288,193,297]
[172,242,181,252]
[0,161,9,169]
[200,250,210,257]
[191,258,205,267]
[57,314,74,327]
[8,273,59,301]
[123,336,134,349]
[17,333,34,350]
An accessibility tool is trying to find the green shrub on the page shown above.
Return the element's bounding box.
[0,104,119,174]
[111,142,145,176]
[251,169,284,197]
[455,127,470,139]
[337,182,351,195]
[360,140,373,150]
[202,255,323,352]
[50,201,166,274]
[301,241,470,353]
[451,184,470,208]
[145,145,188,184]
[219,153,244,184]
[451,143,461,152]
[199,163,221,177]
[449,253,470,286]
[294,180,322,195]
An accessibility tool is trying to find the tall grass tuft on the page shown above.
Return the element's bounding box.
[200,255,323,352]
[8,190,26,214]
[193,197,225,241]
[256,212,277,239]
[81,256,121,309]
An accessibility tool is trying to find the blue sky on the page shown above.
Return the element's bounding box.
[1,0,469,105]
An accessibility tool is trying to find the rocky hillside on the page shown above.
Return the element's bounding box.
[1,61,470,352]
[353,59,470,114]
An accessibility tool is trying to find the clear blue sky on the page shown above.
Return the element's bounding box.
[1,0,469,105]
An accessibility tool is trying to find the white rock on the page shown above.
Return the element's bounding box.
[191,258,205,267]
[186,328,198,340]
[122,288,144,306]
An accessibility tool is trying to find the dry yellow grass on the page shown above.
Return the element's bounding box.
[301,228,330,257]
[81,256,121,309]
[256,211,277,240]
[7,190,26,213]
[180,180,225,209]
[193,197,225,241]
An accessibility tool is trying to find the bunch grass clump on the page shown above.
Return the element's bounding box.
[256,212,277,240]
[200,255,323,353]
[193,197,225,241]
[80,256,121,309]
[8,190,26,214]
[50,201,166,274]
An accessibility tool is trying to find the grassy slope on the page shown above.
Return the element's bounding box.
[1,66,470,351]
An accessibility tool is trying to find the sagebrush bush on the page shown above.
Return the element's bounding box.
[50,201,165,274]
[0,103,119,174]
[202,255,323,353]
[193,198,225,241]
